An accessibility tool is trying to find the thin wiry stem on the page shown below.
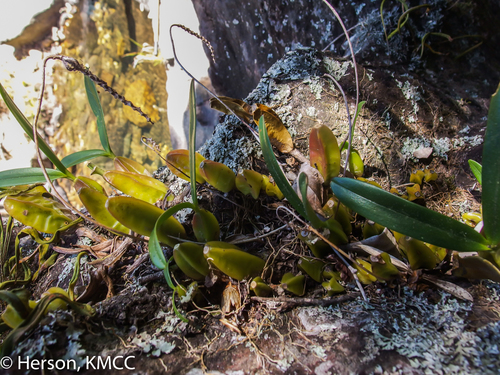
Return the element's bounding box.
[321,0,360,175]
[169,24,259,142]
[54,55,154,124]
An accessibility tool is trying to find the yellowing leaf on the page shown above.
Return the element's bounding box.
[253,104,293,153]
[309,125,340,183]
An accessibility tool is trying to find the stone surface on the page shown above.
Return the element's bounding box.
[192,0,500,99]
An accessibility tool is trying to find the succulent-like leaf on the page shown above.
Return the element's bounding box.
[114,156,151,176]
[482,83,500,244]
[173,242,209,280]
[192,208,220,242]
[281,273,305,296]
[203,241,265,281]
[166,149,206,183]
[362,220,385,239]
[322,197,352,234]
[309,125,341,183]
[331,177,491,251]
[468,160,482,185]
[106,197,186,248]
[370,252,400,280]
[423,168,438,183]
[453,254,500,282]
[348,149,364,177]
[250,277,272,297]
[406,183,423,202]
[0,168,67,188]
[4,193,75,234]
[353,258,377,284]
[398,236,442,270]
[409,169,425,185]
[262,175,285,199]
[253,104,293,153]
[199,160,235,193]
[77,188,129,233]
[297,257,325,283]
[102,170,167,204]
[322,276,345,296]
[73,176,106,195]
[235,170,263,199]
[259,116,306,218]
[298,231,334,258]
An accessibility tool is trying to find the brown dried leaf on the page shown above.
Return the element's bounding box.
[253,104,293,153]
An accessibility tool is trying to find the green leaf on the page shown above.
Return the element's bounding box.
[0,168,67,188]
[258,116,307,218]
[149,202,195,272]
[62,149,112,168]
[0,83,74,179]
[188,79,199,209]
[299,173,320,227]
[331,177,491,251]
[84,76,114,156]
[482,83,500,244]
[468,159,482,185]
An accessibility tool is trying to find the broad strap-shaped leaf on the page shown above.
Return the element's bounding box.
[482,83,500,244]
[331,177,491,251]
[62,149,111,168]
[84,76,114,156]
[258,116,306,218]
[0,83,73,179]
[0,168,67,188]
[468,159,482,185]
[188,79,199,208]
